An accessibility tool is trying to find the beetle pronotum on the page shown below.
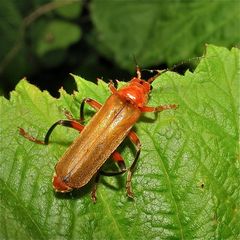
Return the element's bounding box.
[19,66,177,202]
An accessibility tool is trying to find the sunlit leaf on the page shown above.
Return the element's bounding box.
[0,45,239,239]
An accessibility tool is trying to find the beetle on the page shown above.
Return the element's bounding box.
[19,66,177,202]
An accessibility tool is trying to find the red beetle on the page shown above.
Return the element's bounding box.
[20,67,177,202]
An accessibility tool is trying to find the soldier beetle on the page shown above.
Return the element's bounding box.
[19,66,177,202]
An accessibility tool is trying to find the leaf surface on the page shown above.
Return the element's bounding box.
[0,45,239,239]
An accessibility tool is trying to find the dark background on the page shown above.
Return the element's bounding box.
[0,0,239,98]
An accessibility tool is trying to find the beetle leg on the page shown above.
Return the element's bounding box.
[126,130,142,199]
[63,97,101,123]
[44,120,85,144]
[19,128,46,145]
[98,131,141,199]
[19,120,84,145]
[96,130,142,199]
[140,104,178,113]
[91,172,100,203]
[91,151,127,203]
[80,98,102,122]
[99,150,127,175]
[111,151,127,171]
[63,109,75,121]
[108,80,118,94]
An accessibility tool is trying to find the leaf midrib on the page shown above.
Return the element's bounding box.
[142,127,184,239]
[99,191,125,240]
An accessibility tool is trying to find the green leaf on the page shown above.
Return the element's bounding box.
[35,19,81,57]
[54,0,83,19]
[0,45,239,239]
[90,0,240,69]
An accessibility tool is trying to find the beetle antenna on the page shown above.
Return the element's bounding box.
[147,69,168,83]
[168,56,203,72]
[132,54,137,64]
[132,54,141,79]
[146,55,204,83]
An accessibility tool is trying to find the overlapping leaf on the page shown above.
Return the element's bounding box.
[91,0,239,69]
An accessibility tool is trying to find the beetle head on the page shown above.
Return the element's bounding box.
[116,65,162,108]
[129,77,151,93]
[118,77,151,108]
[53,174,72,193]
